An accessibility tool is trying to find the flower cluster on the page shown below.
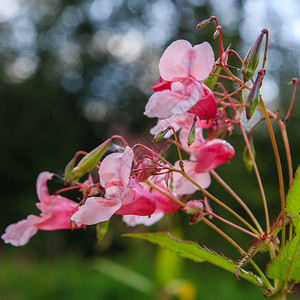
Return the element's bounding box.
[2,38,235,247]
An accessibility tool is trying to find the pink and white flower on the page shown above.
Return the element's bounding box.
[144,40,216,120]
[71,147,156,226]
[1,172,80,246]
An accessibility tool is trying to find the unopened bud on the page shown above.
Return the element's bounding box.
[242,30,267,82]
[153,127,170,142]
[132,157,157,182]
[70,138,112,181]
[196,18,212,29]
[187,116,197,146]
[64,155,78,183]
[245,69,265,120]
[207,108,227,139]
[243,134,256,172]
[203,65,222,91]
[183,200,204,215]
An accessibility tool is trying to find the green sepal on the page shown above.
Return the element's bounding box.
[70,138,112,181]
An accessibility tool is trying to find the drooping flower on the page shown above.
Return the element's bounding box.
[1,172,80,246]
[71,147,156,226]
[144,39,216,120]
[122,176,180,227]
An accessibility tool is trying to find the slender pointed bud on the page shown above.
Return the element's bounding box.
[187,116,197,146]
[213,29,219,39]
[70,139,112,181]
[196,17,212,29]
[243,134,256,172]
[96,220,109,243]
[153,127,170,142]
[242,30,266,82]
[64,156,78,183]
[245,69,265,120]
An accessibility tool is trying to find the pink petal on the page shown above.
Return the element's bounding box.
[99,147,133,199]
[172,161,211,195]
[151,77,171,92]
[144,88,200,119]
[71,197,121,226]
[189,42,215,81]
[36,171,53,204]
[115,178,156,216]
[187,83,217,120]
[159,40,193,81]
[33,196,80,230]
[151,188,180,213]
[1,219,38,246]
[194,139,235,173]
[122,213,164,227]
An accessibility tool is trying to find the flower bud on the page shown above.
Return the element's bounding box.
[207,108,227,139]
[132,157,157,182]
[245,69,265,120]
[183,200,204,215]
[153,127,170,142]
[196,17,212,29]
[242,30,267,82]
[243,134,256,173]
[70,138,112,181]
[187,116,197,146]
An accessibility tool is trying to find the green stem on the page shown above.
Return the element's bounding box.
[210,170,264,236]
[203,218,273,292]
[170,168,260,236]
[238,122,270,233]
[259,97,286,246]
[145,179,185,207]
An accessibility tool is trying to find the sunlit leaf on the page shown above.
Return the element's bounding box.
[124,232,264,287]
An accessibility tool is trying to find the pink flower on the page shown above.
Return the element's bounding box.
[172,160,211,195]
[71,147,156,226]
[179,127,235,172]
[122,177,180,227]
[150,112,211,139]
[1,172,80,246]
[144,39,216,120]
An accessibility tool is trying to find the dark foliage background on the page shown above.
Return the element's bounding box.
[0,0,299,299]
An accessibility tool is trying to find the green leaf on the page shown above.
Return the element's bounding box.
[286,165,300,230]
[266,230,300,282]
[64,155,78,183]
[124,232,264,287]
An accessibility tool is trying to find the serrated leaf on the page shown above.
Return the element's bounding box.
[266,230,300,282]
[124,232,264,287]
[286,165,300,230]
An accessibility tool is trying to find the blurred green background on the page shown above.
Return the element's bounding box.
[1,0,300,299]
